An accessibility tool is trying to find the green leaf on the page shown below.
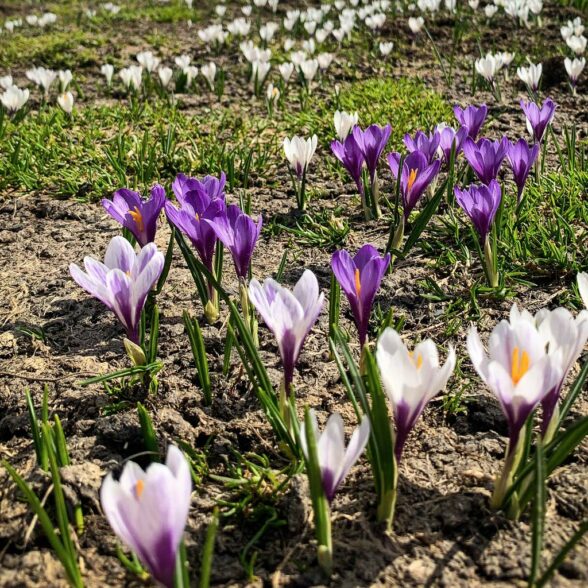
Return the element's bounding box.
[137,403,159,460]
[558,358,588,426]
[198,508,219,588]
[528,440,545,587]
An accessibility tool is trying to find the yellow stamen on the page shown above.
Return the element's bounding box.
[195,212,200,221]
[354,268,361,298]
[409,351,424,369]
[128,206,144,233]
[135,479,144,499]
[511,347,530,384]
[407,168,418,192]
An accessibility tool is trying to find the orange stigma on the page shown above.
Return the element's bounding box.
[135,479,144,499]
[511,347,529,384]
[354,268,361,298]
[128,206,144,232]
[407,169,418,192]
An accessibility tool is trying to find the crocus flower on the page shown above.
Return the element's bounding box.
[436,125,468,163]
[520,98,557,144]
[454,180,501,242]
[579,272,588,309]
[330,133,365,195]
[509,305,588,440]
[564,57,585,91]
[299,410,370,502]
[453,104,488,140]
[204,204,262,280]
[467,306,562,451]
[376,327,456,462]
[102,185,166,247]
[171,172,226,204]
[100,446,192,588]
[249,270,324,392]
[333,110,359,142]
[506,139,540,202]
[352,124,391,183]
[165,186,225,274]
[387,150,441,219]
[331,245,391,348]
[69,236,164,343]
[517,62,542,93]
[462,136,509,185]
[403,130,441,164]
[283,135,318,179]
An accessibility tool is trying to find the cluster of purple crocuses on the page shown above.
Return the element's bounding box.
[330,98,557,285]
[70,172,263,343]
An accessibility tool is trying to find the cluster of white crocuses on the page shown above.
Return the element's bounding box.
[0,67,74,114]
[561,17,586,93]
[2,11,56,33]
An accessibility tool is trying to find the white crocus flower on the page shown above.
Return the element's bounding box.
[333,110,359,141]
[408,16,424,33]
[119,65,143,91]
[565,57,585,90]
[578,273,588,309]
[174,54,191,70]
[58,69,73,91]
[379,41,394,56]
[475,54,499,82]
[136,51,160,73]
[0,75,13,90]
[376,328,456,462]
[484,4,498,17]
[567,34,587,56]
[279,62,295,83]
[57,91,74,114]
[100,64,114,86]
[26,66,57,95]
[517,62,542,92]
[300,58,319,83]
[201,62,217,90]
[283,134,318,178]
[1,85,30,112]
[158,67,173,89]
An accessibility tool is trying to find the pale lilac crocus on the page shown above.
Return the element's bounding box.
[437,125,468,163]
[331,245,391,348]
[69,236,164,344]
[387,150,441,219]
[102,185,166,247]
[403,129,441,164]
[249,270,324,395]
[299,410,370,503]
[330,133,365,197]
[453,104,488,140]
[467,307,562,508]
[100,446,192,588]
[204,204,262,281]
[376,327,456,462]
[520,98,557,144]
[172,172,227,204]
[462,136,509,185]
[506,139,540,202]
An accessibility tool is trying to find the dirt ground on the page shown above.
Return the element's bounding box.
[0,2,587,587]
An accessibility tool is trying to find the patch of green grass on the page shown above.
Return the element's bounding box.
[284,77,452,151]
[0,30,105,68]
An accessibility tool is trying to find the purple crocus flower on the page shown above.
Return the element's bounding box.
[520,98,557,144]
[462,136,509,185]
[69,236,164,343]
[100,446,192,588]
[331,244,390,348]
[454,104,488,140]
[300,410,370,503]
[352,123,391,182]
[436,125,469,163]
[454,180,502,242]
[506,139,540,202]
[330,133,365,195]
[101,185,166,247]
[249,270,324,392]
[204,204,262,280]
[387,150,441,218]
[403,130,441,164]
[165,192,225,274]
[172,172,226,204]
